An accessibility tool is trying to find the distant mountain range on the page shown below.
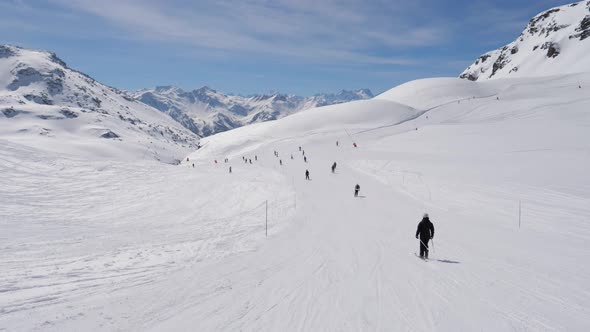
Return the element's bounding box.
[132,86,373,137]
[0,43,372,162]
[460,0,590,81]
[3,0,589,161]
[0,45,199,162]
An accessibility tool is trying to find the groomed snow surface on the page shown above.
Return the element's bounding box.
[2,74,590,331]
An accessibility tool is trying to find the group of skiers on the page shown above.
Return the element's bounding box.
[198,142,436,260]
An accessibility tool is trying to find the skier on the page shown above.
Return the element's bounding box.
[280,159,282,166]
[331,162,337,173]
[299,146,301,151]
[305,169,310,180]
[229,166,232,173]
[192,163,194,168]
[353,143,357,148]
[354,184,360,197]
[302,150,305,156]
[304,156,307,163]
[255,155,257,161]
[291,154,294,160]
[249,159,252,164]
[336,141,339,146]
[415,213,435,259]
[187,157,189,162]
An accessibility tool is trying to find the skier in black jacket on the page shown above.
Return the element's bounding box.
[416,213,435,259]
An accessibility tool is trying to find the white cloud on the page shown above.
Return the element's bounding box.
[46,0,447,65]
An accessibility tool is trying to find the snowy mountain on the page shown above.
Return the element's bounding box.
[4,71,589,330]
[3,1,590,329]
[460,1,590,81]
[132,86,373,136]
[0,45,200,163]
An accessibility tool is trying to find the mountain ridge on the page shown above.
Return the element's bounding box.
[460,0,590,81]
[132,86,373,137]
[0,44,200,163]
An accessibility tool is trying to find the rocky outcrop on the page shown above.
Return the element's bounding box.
[460,1,590,81]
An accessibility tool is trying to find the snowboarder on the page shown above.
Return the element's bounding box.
[305,169,310,180]
[215,160,218,164]
[331,162,337,173]
[354,184,360,197]
[415,213,435,259]
[353,143,357,148]
[336,141,339,146]
[291,154,294,159]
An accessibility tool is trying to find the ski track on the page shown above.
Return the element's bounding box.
[2,76,590,331]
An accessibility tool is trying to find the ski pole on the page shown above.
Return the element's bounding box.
[418,238,429,249]
[418,238,434,254]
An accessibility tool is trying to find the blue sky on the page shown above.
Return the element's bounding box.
[0,0,573,95]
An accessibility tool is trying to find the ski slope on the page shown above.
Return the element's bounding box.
[1,74,590,331]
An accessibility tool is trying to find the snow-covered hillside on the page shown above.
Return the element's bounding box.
[460,1,590,81]
[0,45,199,163]
[2,70,589,330]
[133,86,373,136]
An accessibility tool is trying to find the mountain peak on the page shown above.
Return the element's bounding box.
[135,85,373,137]
[460,0,590,81]
[0,44,200,162]
[153,85,184,94]
[194,86,216,94]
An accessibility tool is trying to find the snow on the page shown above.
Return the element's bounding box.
[132,85,374,137]
[0,45,199,163]
[2,70,590,330]
[461,1,590,81]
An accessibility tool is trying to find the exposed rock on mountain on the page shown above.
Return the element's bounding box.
[460,1,590,81]
[133,86,373,136]
[0,45,200,163]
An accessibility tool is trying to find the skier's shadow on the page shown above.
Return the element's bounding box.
[436,259,460,264]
